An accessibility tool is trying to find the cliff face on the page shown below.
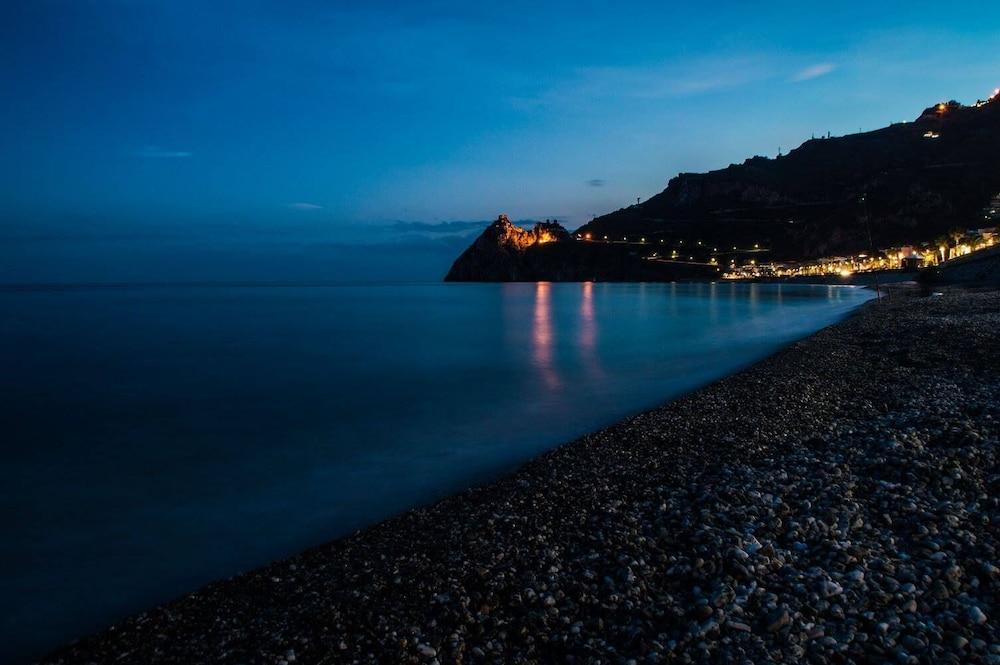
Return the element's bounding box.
[444,215,570,281]
[575,96,1000,261]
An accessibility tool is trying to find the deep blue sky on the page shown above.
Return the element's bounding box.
[2,1,999,280]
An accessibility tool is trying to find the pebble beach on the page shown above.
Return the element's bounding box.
[42,286,999,665]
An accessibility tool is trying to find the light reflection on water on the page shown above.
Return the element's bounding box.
[580,281,596,351]
[531,282,559,390]
[0,281,872,662]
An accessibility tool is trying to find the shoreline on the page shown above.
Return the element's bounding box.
[42,286,998,664]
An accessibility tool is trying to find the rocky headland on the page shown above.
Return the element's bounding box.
[445,215,719,282]
[41,286,999,664]
[444,214,571,281]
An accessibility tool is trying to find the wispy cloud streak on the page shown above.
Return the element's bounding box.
[391,220,488,234]
[507,55,779,109]
[791,63,836,82]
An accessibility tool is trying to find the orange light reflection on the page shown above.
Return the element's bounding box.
[533,282,560,389]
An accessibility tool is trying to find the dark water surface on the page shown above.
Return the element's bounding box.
[0,282,872,661]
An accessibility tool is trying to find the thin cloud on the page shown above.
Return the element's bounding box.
[136,145,192,158]
[391,220,488,234]
[791,63,836,82]
[586,179,605,187]
[287,202,324,210]
[508,55,778,109]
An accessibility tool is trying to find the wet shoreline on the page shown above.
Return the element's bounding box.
[42,286,998,664]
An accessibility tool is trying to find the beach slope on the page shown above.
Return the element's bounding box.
[43,287,999,664]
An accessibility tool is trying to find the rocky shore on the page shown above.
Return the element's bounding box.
[43,287,998,664]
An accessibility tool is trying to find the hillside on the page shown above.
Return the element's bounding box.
[576,95,1000,261]
[447,94,1000,281]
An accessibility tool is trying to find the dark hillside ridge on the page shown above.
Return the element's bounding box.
[576,97,1000,261]
[447,95,1000,281]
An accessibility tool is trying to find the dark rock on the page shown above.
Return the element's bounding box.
[765,608,791,633]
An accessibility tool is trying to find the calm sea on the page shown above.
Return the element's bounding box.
[0,281,872,661]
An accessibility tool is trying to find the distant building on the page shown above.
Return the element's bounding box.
[984,194,1000,223]
[918,100,962,121]
[892,246,925,270]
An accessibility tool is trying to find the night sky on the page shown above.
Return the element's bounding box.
[3,1,999,280]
